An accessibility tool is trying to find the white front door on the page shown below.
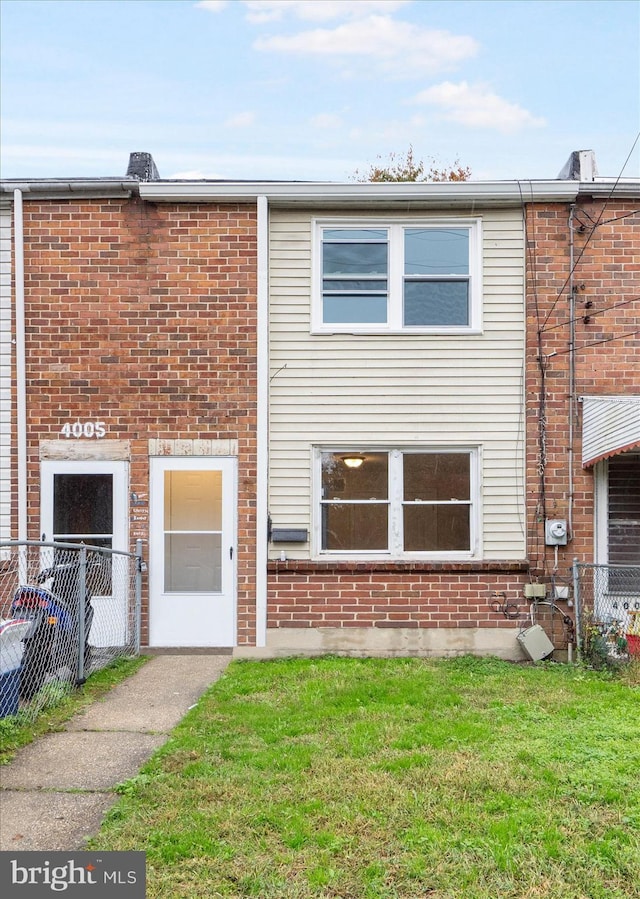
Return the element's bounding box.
[40,460,129,646]
[41,461,128,551]
[149,457,237,647]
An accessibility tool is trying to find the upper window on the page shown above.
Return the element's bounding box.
[317,448,478,558]
[314,220,482,333]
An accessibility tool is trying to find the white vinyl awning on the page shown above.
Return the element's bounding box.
[581,396,640,467]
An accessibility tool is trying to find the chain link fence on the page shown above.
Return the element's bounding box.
[573,562,640,665]
[0,541,143,721]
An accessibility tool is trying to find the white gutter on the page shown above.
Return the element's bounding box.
[255,196,269,646]
[140,180,582,206]
[14,190,27,541]
[578,181,640,199]
[0,180,138,197]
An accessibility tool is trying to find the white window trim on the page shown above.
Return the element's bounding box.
[312,446,481,560]
[312,217,483,335]
[594,459,609,565]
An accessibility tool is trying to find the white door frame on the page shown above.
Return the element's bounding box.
[40,460,130,646]
[40,460,129,550]
[148,456,237,647]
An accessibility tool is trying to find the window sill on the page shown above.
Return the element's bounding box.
[310,327,483,337]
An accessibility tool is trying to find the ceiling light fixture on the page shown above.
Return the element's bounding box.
[343,454,365,469]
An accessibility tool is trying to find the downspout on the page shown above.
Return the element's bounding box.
[14,189,27,541]
[568,203,576,542]
[567,205,576,661]
[255,195,269,646]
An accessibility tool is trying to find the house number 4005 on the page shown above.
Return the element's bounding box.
[60,420,107,439]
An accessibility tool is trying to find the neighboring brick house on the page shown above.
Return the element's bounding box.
[524,152,640,646]
[1,151,637,657]
[0,156,261,648]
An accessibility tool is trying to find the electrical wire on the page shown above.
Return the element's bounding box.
[546,329,640,357]
[539,295,640,333]
[530,600,576,644]
[540,132,640,329]
[518,180,549,565]
[576,207,640,227]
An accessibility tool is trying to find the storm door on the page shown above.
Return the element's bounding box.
[40,460,129,646]
[149,456,236,647]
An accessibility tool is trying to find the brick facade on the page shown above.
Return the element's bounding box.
[267,561,528,631]
[525,198,640,587]
[6,173,636,656]
[17,196,258,644]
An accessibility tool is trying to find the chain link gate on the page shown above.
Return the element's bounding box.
[0,541,143,721]
[573,561,640,664]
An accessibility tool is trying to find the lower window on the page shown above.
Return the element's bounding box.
[318,448,476,556]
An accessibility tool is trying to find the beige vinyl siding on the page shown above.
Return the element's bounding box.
[269,208,526,559]
[0,201,12,546]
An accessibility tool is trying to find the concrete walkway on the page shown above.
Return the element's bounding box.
[0,653,231,851]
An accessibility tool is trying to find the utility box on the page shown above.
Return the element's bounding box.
[271,529,308,543]
[517,624,554,661]
[545,519,568,545]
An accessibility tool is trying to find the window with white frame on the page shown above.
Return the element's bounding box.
[596,453,640,593]
[314,220,482,332]
[318,449,477,557]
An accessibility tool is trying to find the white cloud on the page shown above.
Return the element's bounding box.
[242,1,410,23]
[254,16,478,77]
[195,1,228,12]
[1,144,123,163]
[309,112,343,129]
[411,81,546,133]
[224,111,256,128]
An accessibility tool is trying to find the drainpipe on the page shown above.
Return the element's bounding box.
[568,203,576,542]
[255,195,269,646]
[14,189,27,541]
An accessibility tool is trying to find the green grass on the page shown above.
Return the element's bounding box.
[0,655,148,763]
[90,657,640,898]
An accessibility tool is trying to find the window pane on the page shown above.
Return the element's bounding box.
[54,474,113,536]
[322,503,388,550]
[322,452,388,500]
[323,242,388,276]
[404,280,469,326]
[403,454,470,501]
[608,453,640,569]
[164,470,222,531]
[165,533,222,592]
[405,228,469,275]
[323,229,388,241]
[323,294,387,324]
[403,504,470,551]
[323,278,387,292]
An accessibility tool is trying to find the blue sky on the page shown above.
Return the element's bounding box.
[1,0,638,182]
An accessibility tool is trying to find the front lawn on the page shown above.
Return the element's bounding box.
[91,657,640,898]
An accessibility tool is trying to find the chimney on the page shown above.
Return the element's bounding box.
[557,150,598,181]
[126,152,160,181]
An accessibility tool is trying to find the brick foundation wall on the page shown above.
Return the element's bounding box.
[16,196,258,644]
[268,561,529,631]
